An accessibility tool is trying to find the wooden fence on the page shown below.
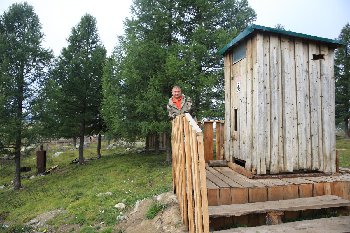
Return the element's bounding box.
[147,132,167,151]
[171,113,209,233]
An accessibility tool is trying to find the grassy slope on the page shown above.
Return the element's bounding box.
[0,143,172,231]
[337,137,350,168]
[0,138,349,231]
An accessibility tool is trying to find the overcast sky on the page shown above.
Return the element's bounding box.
[0,0,349,56]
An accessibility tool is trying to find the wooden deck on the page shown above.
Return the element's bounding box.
[206,166,350,206]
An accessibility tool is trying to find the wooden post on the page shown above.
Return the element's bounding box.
[165,132,172,164]
[155,132,160,153]
[336,150,339,173]
[204,122,214,162]
[145,134,150,151]
[216,122,222,160]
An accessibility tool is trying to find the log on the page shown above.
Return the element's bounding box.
[228,161,253,178]
[208,160,228,167]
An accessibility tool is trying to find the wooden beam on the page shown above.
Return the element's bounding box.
[208,160,228,167]
[204,122,214,162]
[208,195,350,217]
[228,161,253,178]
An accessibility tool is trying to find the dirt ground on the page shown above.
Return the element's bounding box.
[24,191,188,233]
[115,192,187,233]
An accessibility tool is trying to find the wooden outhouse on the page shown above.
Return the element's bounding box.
[219,24,342,175]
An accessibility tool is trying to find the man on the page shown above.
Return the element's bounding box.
[167,86,192,119]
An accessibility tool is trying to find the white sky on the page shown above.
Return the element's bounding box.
[0,0,349,56]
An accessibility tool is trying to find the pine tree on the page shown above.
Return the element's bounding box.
[52,14,106,163]
[0,3,52,189]
[335,23,350,137]
[102,0,256,155]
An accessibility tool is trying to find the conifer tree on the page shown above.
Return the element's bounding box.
[335,23,350,137]
[52,14,106,163]
[0,3,52,189]
[102,0,256,154]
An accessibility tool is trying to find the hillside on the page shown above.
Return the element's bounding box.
[0,141,173,232]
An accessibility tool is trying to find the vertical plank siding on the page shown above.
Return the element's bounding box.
[295,40,309,170]
[328,49,336,173]
[256,33,266,174]
[269,35,283,174]
[225,33,336,174]
[251,35,259,174]
[245,38,253,171]
[309,44,322,170]
[231,60,240,160]
[281,36,295,172]
[263,34,271,172]
[224,53,231,162]
[320,45,331,173]
[172,114,209,233]
[239,56,247,164]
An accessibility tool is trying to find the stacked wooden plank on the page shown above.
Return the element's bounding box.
[209,195,350,217]
[206,167,350,230]
[171,113,210,233]
[206,167,350,206]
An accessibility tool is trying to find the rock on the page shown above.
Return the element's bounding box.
[155,192,177,205]
[131,200,141,214]
[26,209,66,228]
[0,185,5,189]
[96,192,113,197]
[53,152,63,157]
[117,214,127,222]
[114,203,126,209]
[30,176,36,180]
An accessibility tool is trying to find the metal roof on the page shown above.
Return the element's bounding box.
[219,24,344,55]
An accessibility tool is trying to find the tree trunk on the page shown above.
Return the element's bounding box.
[145,134,150,151]
[97,133,101,159]
[345,117,350,138]
[14,68,24,190]
[14,133,22,190]
[73,137,77,148]
[155,132,160,153]
[78,121,85,164]
[166,132,172,164]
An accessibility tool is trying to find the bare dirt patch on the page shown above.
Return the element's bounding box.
[116,192,187,233]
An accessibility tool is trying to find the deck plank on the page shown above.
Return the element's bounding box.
[215,167,256,188]
[209,167,243,188]
[209,195,350,217]
[206,168,230,188]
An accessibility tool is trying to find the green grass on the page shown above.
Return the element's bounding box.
[0,142,172,232]
[337,137,350,168]
[145,201,166,220]
[1,137,348,232]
